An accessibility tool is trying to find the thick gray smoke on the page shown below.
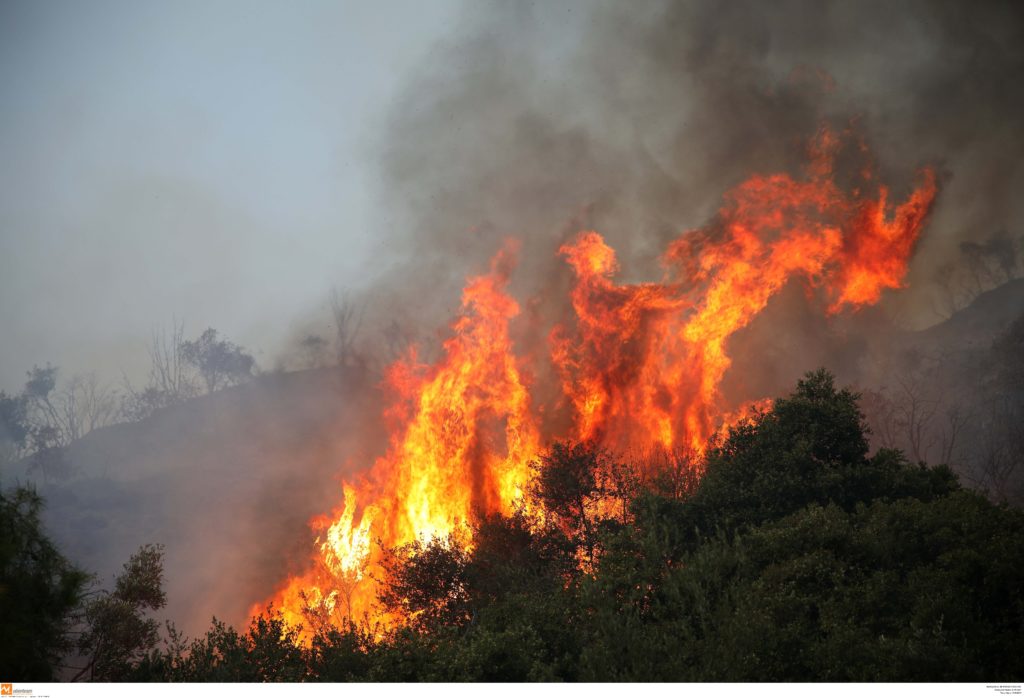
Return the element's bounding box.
[366,0,1023,342]
[28,367,387,638]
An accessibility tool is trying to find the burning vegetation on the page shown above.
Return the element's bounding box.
[258,127,938,632]
[5,0,1024,685]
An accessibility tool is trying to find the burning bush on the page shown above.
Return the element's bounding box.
[257,127,938,631]
[113,370,1024,682]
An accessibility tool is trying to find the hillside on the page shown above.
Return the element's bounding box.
[17,366,384,637]
[914,278,1024,349]
[15,279,1024,639]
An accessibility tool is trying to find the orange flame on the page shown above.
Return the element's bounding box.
[256,128,937,632]
[257,242,541,630]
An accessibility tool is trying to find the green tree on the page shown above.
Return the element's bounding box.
[154,614,309,682]
[660,493,1024,681]
[528,441,607,563]
[0,391,30,469]
[691,369,958,536]
[106,369,1024,683]
[465,510,575,606]
[0,486,89,680]
[75,544,167,681]
[576,369,974,681]
[180,328,256,393]
[379,536,472,633]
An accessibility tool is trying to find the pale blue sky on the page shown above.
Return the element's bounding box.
[0,0,460,389]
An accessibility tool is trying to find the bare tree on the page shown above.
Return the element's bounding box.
[121,320,198,421]
[121,322,256,419]
[146,320,195,400]
[892,372,940,463]
[15,366,118,482]
[860,351,967,466]
[965,396,1021,502]
[23,366,118,448]
[330,288,364,366]
[59,374,119,443]
[298,334,329,369]
[860,388,900,451]
[968,312,1024,501]
[936,403,974,467]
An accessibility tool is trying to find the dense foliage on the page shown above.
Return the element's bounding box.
[0,485,170,681]
[0,487,89,680]
[5,370,1023,681]
[131,370,1022,682]
[74,544,168,681]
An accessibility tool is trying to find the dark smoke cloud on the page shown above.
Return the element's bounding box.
[367,0,1023,340]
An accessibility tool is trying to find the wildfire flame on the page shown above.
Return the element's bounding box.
[256,127,937,633]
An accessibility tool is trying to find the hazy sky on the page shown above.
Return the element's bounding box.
[4,1,1022,395]
[0,0,459,391]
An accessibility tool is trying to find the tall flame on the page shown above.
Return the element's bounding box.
[257,128,937,631]
[260,242,541,630]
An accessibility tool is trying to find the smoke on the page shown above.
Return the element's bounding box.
[26,0,1024,639]
[36,366,387,637]
[367,0,1023,342]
